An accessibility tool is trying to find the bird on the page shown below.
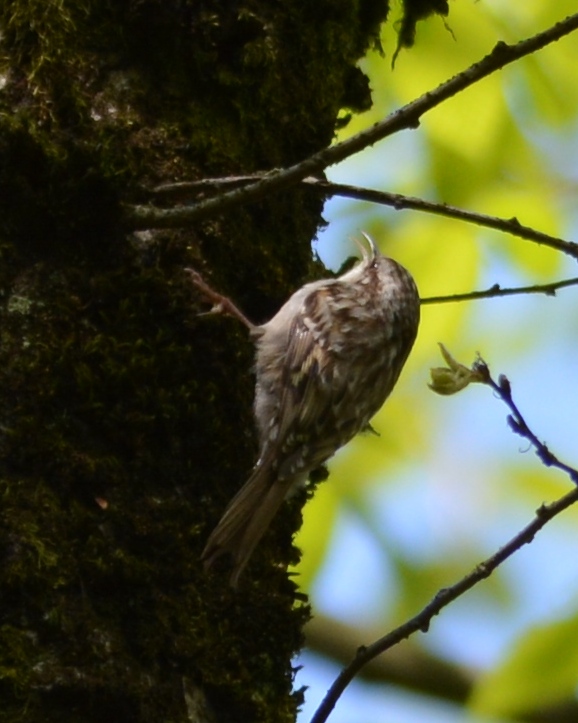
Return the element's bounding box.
[186,232,420,586]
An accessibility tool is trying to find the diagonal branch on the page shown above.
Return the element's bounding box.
[310,362,578,723]
[144,177,578,260]
[305,613,578,723]
[310,486,578,723]
[124,12,578,231]
[304,181,578,260]
[421,277,578,304]
[475,362,578,484]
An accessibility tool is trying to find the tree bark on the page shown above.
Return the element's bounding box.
[0,1,399,721]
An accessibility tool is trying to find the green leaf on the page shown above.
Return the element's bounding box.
[470,615,578,716]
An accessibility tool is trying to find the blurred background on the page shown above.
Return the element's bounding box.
[292,2,578,722]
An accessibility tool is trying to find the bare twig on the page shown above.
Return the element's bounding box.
[310,486,578,723]
[305,614,473,704]
[310,362,578,723]
[305,181,578,261]
[305,613,578,723]
[475,362,578,484]
[149,176,261,200]
[421,277,578,304]
[124,13,578,230]
[147,178,578,260]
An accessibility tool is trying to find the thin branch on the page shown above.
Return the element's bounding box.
[310,363,578,723]
[124,13,578,230]
[305,614,578,723]
[305,614,473,704]
[149,176,261,200]
[475,363,578,484]
[147,177,578,260]
[310,488,578,723]
[305,181,578,260]
[421,277,578,304]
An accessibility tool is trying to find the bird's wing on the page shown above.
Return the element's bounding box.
[269,288,353,477]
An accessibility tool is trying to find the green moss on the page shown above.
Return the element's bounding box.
[394,0,450,63]
[0,0,401,720]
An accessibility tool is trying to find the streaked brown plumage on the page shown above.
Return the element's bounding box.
[187,233,420,586]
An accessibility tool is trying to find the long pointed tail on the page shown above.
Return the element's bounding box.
[201,464,293,587]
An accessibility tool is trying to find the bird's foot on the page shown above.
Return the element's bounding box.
[185,268,256,331]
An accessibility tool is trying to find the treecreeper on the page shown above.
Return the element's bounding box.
[187,233,420,587]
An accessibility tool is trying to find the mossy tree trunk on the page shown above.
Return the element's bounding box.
[0,1,390,721]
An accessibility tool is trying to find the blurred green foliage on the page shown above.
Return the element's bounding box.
[295,2,578,720]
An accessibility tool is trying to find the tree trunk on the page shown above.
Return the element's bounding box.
[0,1,395,721]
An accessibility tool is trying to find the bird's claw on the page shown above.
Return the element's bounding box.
[198,302,226,318]
[184,267,256,331]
